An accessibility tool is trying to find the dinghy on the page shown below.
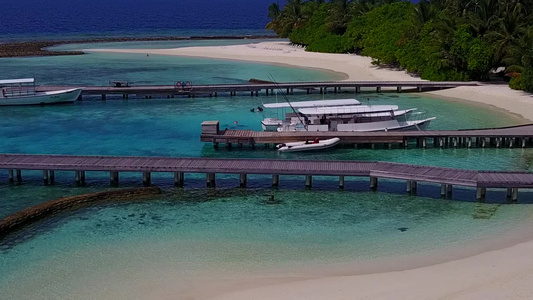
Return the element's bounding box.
[277,137,340,153]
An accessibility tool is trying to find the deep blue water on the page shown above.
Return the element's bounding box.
[1,0,421,42]
[0,0,275,41]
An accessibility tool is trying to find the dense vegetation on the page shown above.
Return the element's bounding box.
[266,0,533,91]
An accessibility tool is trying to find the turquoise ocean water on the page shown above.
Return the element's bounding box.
[1,40,533,298]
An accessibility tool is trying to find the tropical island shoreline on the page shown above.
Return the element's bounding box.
[0,35,277,58]
[88,40,533,123]
[76,40,533,299]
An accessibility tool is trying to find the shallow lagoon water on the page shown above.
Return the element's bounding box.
[1,188,533,299]
[1,41,532,298]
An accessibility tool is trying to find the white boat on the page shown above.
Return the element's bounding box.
[261,99,361,131]
[277,137,341,152]
[0,78,82,106]
[261,98,435,132]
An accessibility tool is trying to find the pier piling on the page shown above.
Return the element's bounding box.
[1,154,532,202]
[43,170,49,185]
[476,187,487,202]
[143,172,151,186]
[205,173,216,187]
[272,174,279,187]
[370,177,378,191]
[306,175,312,188]
[110,171,119,186]
[174,172,184,187]
[240,173,247,188]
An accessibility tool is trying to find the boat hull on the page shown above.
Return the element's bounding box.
[0,88,82,106]
[278,138,341,153]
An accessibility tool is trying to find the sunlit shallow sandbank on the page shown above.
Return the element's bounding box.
[2,188,533,299]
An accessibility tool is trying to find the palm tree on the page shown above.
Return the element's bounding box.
[328,0,353,34]
[266,2,282,34]
[465,0,499,36]
[504,26,533,72]
[487,3,528,66]
[276,0,305,38]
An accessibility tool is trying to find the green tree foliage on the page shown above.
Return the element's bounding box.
[265,0,533,89]
[353,2,416,65]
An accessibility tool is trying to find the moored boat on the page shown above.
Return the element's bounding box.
[0,78,81,106]
[277,137,341,152]
[261,98,435,132]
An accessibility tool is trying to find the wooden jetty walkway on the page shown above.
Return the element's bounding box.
[201,122,533,149]
[0,154,531,201]
[37,80,478,99]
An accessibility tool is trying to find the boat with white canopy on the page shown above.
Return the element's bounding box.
[0,78,81,106]
[261,99,361,131]
[261,98,435,132]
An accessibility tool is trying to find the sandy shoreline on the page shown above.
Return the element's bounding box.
[87,41,533,299]
[88,41,533,123]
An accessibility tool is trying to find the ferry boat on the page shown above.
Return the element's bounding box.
[0,78,81,106]
[261,98,435,132]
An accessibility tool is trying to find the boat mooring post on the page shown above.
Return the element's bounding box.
[8,169,13,183]
[339,176,344,189]
[16,169,22,183]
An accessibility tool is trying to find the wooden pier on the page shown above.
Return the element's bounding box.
[201,122,533,149]
[37,80,479,100]
[0,154,531,201]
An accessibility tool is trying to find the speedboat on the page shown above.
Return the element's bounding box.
[277,137,341,152]
[0,78,81,106]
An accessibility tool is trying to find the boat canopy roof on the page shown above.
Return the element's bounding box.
[263,99,360,109]
[298,105,400,115]
[0,78,35,85]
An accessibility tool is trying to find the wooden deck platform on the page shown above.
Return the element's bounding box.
[37,80,479,99]
[201,123,533,148]
[0,153,531,201]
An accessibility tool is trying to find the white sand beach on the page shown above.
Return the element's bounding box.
[89,41,533,122]
[210,240,533,300]
[88,41,533,299]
